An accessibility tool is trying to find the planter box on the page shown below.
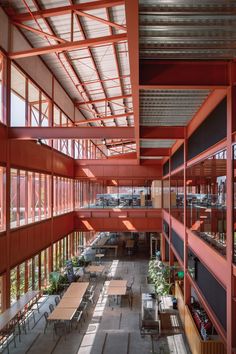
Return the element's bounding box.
[175,282,226,354]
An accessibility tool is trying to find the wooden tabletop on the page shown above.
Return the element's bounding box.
[107,287,127,296]
[57,297,82,309]
[0,290,39,331]
[109,280,127,288]
[48,307,76,321]
[63,282,89,298]
[86,265,105,273]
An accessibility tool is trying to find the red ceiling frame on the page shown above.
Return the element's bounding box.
[71,3,129,128]
[75,112,134,125]
[125,0,139,158]
[74,10,126,32]
[105,7,131,127]
[140,60,230,88]
[9,33,127,59]
[7,0,134,151]
[10,0,125,21]
[12,21,67,43]
[140,126,186,139]
[8,127,135,139]
[75,94,132,106]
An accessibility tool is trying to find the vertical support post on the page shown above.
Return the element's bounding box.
[226,75,235,354]
[184,135,191,305]
[5,56,11,309]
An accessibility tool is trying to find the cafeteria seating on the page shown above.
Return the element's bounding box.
[53,322,67,341]
[54,296,60,306]
[71,310,83,330]
[49,304,54,314]
[43,312,50,334]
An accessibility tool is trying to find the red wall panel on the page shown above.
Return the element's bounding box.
[6,213,74,269]
[53,212,74,242]
[75,163,162,179]
[10,140,52,172]
[74,216,162,232]
[10,140,74,177]
[53,150,74,177]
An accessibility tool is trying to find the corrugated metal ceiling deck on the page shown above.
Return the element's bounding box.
[139,0,236,60]
[140,89,211,126]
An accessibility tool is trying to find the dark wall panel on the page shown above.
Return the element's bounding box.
[165,240,169,261]
[187,98,226,160]
[195,260,226,330]
[171,144,184,171]
[171,228,184,261]
[163,220,169,238]
[163,160,169,176]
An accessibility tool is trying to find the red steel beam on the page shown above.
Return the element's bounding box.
[9,33,127,59]
[140,148,170,156]
[74,10,126,32]
[140,126,186,139]
[12,22,66,43]
[8,127,135,140]
[75,112,134,125]
[10,0,125,21]
[75,94,132,106]
[140,60,230,88]
[125,0,139,157]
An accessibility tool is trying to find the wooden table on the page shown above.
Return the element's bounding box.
[48,307,76,321]
[57,297,82,309]
[0,290,39,331]
[107,287,127,296]
[63,282,89,298]
[86,265,105,273]
[109,280,127,288]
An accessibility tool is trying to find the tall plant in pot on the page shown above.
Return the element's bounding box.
[148,259,174,295]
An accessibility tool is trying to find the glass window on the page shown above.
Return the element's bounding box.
[34,173,40,221]
[0,274,4,313]
[10,267,17,304]
[19,262,25,297]
[170,171,184,223]
[0,166,6,232]
[19,170,26,226]
[10,169,17,228]
[0,54,3,124]
[233,145,236,263]
[11,65,26,126]
[186,149,227,256]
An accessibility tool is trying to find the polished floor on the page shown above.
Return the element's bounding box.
[4,252,191,354]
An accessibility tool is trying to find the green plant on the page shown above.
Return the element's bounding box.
[148,259,174,296]
[44,272,68,295]
[71,256,79,267]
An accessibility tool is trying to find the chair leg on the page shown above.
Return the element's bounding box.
[44,322,48,334]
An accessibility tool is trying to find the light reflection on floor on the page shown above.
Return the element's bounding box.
[77,260,119,354]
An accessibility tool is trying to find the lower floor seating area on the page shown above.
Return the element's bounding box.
[1,255,191,354]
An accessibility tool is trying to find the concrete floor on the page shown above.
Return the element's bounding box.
[3,253,192,354]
